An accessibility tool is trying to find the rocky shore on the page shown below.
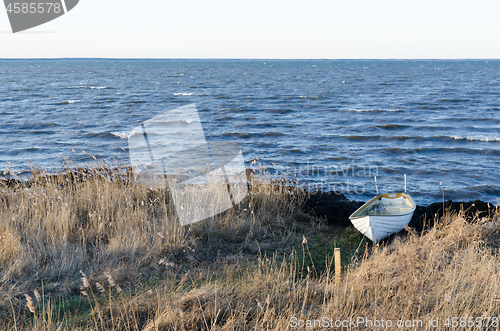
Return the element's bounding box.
[303,190,496,232]
[2,174,496,234]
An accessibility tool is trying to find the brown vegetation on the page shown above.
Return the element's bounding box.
[0,166,499,330]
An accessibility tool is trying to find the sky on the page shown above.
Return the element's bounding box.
[0,0,499,59]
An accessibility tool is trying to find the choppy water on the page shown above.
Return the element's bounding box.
[1,59,499,204]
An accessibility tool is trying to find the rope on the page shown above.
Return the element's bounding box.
[349,231,367,267]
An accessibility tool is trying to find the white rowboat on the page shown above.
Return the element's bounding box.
[349,192,416,243]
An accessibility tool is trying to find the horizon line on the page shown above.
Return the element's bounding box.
[1,57,500,61]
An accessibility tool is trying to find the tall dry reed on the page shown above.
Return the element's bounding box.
[1,164,499,330]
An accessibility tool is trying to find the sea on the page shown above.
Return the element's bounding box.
[0,59,499,205]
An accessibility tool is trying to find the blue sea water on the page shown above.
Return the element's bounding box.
[0,59,499,204]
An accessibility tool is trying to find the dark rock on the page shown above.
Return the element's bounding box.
[302,190,495,232]
[0,178,22,188]
[410,199,494,232]
[302,190,364,227]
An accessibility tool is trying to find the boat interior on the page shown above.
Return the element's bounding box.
[355,193,414,217]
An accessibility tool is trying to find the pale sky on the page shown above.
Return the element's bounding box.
[1,0,499,59]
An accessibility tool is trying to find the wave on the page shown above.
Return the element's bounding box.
[111,132,131,139]
[66,86,107,89]
[343,108,402,113]
[462,184,500,195]
[262,131,287,137]
[379,147,408,155]
[371,135,500,143]
[21,147,42,152]
[380,135,422,141]
[174,93,193,96]
[112,119,196,140]
[414,125,456,131]
[297,95,321,100]
[437,98,471,103]
[57,100,80,105]
[412,147,500,155]
[86,132,114,139]
[222,132,251,139]
[152,119,194,125]
[451,135,500,142]
[347,135,381,141]
[288,148,307,154]
[17,122,60,130]
[93,100,115,104]
[374,124,410,130]
[26,129,58,135]
[267,108,294,114]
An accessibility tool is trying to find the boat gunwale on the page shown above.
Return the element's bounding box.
[349,192,416,220]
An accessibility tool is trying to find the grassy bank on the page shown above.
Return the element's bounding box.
[0,166,499,330]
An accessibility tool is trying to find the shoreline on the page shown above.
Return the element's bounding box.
[303,190,496,232]
[2,171,495,233]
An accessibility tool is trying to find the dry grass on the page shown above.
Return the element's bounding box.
[1,165,500,330]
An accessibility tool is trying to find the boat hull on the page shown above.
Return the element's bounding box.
[350,213,414,243]
[349,193,416,243]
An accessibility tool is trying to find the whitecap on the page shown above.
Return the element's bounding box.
[111,132,132,139]
[174,92,193,96]
[451,135,500,142]
[58,100,80,104]
[155,119,194,124]
[347,108,402,112]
